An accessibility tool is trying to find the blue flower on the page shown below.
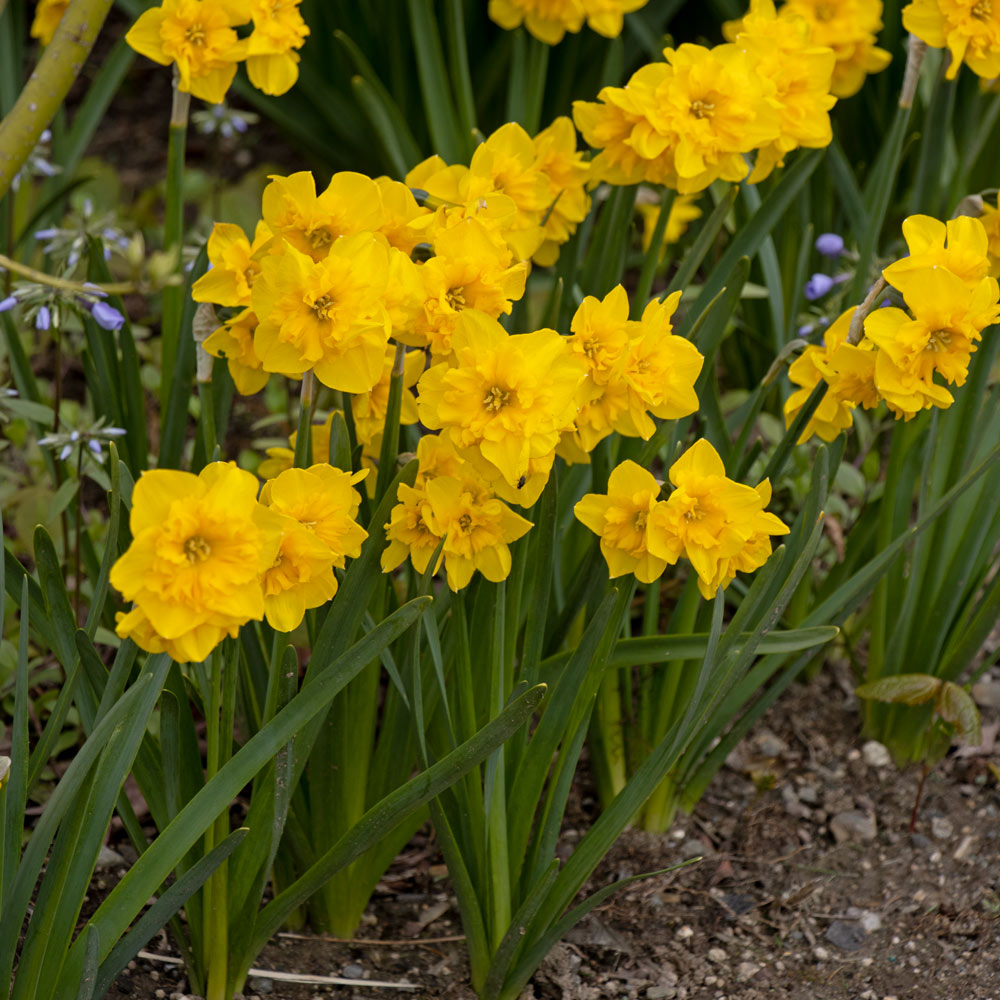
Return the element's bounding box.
[804,274,835,301]
[36,305,51,330]
[814,233,845,258]
[91,301,125,331]
[0,295,17,313]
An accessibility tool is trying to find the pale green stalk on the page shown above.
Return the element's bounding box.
[0,0,114,201]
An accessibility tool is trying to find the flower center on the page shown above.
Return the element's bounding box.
[272,551,284,569]
[927,328,952,352]
[683,505,704,522]
[483,385,510,412]
[634,510,648,530]
[690,99,715,120]
[183,535,211,563]
[185,23,206,46]
[458,513,473,532]
[973,0,992,18]
[310,293,336,320]
[815,2,835,20]
[582,336,601,359]
[308,227,332,251]
[445,286,466,311]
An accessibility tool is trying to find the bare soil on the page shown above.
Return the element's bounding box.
[103,660,1000,1000]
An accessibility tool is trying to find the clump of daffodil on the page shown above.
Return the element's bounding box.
[126,0,312,101]
[417,311,586,504]
[657,440,789,598]
[125,0,246,105]
[903,0,1000,80]
[779,0,891,97]
[406,119,591,266]
[382,435,532,591]
[573,43,781,193]
[636,192,703,262]
[192,220,272,309]
[250,232,391,391]
[784,308,877,443]
[30,0,68,45]
[257,464,368,630]
[560,286,703,457]
[398,216,528,357]
[724,0,837,182]
[110,462,285,662]
[574,461,675,583]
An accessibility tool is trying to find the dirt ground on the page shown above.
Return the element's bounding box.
[103,659,1000,1000]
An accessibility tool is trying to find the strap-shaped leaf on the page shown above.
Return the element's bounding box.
[855,674,941,706]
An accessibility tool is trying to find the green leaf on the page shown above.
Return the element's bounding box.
[855,674,942,706]
[936,682,981,745]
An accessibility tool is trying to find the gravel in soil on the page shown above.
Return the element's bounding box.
[104,661,1000,1000]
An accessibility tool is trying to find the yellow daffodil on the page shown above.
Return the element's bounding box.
[883,214,992,288]
[784,308,866,443]
[111,462,284,662]
[568,284,633,381]
[192,220,271,309]
[488,0,586,44]
[203,309,270,395]
[244,0,310,96]
[582,0,649,37]
[351,346,425,445]
[711,478,791,591]
[725,0,837,182]
[903,0,1000,80]
[659,440,788,598]
[262,515,338,632]
[872,349,955,419]
[574,460,675,583]
[780,0,891,97]
[865,265,1000,389]
[374,177,435,255]
[532,117,592,266]
[382,482,445,578]
[261,464,369,565]
[125,0,245,105]
[251,232,391,391]
[30,0,68,45]
[261,171,385,263]
[416,311,586,495]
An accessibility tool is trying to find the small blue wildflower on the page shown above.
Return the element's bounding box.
[88,439,103,458]
[36,305,51,330]
[59,443,73,460]
[0,295,18,313]
[804,274,835,301]
[91,301,125,331]
[815,233,845,258]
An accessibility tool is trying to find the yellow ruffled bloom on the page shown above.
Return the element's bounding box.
[125,0,245,105]
[351,346,425,445]
[903,0,1000,80]
[637,193,703,262]
[250,232,391,390]
[532,117,592,266]
[574,460,676,583]
[111,462,284,662]
[725,0,837,182]
[658,440,789,599]
[262,516,339,632]
[244,0,310,96]
[203,309,270,395]
[416,311,585,496]
[779,0,891,98]
[192,220,271,309]
[882,214,992,288]
[30,0,68,45]
[488,0,586,44]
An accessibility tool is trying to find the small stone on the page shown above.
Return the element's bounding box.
[911,832,932,850]
[813,946,830,961]
[676,925,694,940]
[645,988,676,999]
[971,679,1000,708]
[797,784,819,804]
[707,947,727,964]
[930,816,953,840]
[862,741,891,768]
[859,911,882,932]
[953,835,976,861]
[679,838,710,859]
[155,992,165,999]
[755,730,787,757]
[247,977,273,994]
[736,962,759,982]
[826,920,866,951]
[96,845,125,869]
[830,810,877,843]
[341,964,364,979]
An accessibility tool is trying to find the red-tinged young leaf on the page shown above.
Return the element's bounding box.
[855,674,941,706]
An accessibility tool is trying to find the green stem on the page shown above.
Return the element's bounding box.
[631,188,675,317]
[160,82,190,413]
[292,371,316,469]
[486,581,510,953]
[0,0,114,201]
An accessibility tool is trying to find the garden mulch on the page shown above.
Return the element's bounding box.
[102,658,1000,1000]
